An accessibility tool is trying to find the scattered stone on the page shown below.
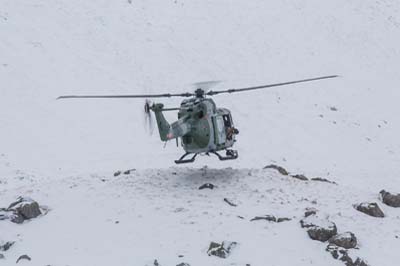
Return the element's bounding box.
[153,259,160,266]
[277,217,291,223]
[304,207,318,217]
[0,253,4,259]
[0,241,14,251]
[123,169,135,175]
[237,215,245,219]
[223,198,237,207]
[326,244,369,266]
[380,190,400,207]
[114,171,121,177]
[311,177,337,184]
[207,241,237,258]
[250,215,276,222]
[16,255,31,263]
[263,164,289,175]
[176,263,190,266]
[329,232,357,249]
[291,174,308,181]
[198,183,214,190]
[354,202,384,218]
[330,106,338,111]
[300,215,337,242]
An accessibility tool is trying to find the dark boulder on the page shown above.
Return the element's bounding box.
[207,241,237,258]
[176,263,190,266]
[0,254,4,259]
[380,190,400,207]
[354,202,384,218]
[300,215,337,242]
[7,197,42,221]
[329,232,357,249]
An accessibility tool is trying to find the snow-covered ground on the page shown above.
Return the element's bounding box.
[1,0,400,265]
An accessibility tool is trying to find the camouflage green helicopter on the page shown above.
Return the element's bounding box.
[58,75,337,164]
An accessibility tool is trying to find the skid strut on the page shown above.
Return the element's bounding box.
[210,149,238,161]
[174,152,198,164]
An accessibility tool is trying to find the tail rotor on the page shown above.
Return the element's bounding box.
[144,99,154,135]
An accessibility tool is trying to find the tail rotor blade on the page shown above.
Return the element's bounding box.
[144,100,154,135]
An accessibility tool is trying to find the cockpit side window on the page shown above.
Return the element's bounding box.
[222,114,231,127]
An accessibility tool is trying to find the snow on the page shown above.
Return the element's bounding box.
[1,0,400,265]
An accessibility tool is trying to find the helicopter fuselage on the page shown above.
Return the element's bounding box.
[151,97,237,155]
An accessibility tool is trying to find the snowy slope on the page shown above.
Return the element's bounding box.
[1,0,400,265]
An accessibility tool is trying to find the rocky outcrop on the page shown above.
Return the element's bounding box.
[380,190,400,207]
[329,232,357,249]
[326,244,369,266]
[263,164,289,175]
[354,202,384,218]
[207,241,237,258]
[176,263,190,266]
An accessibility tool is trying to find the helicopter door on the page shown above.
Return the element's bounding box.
[213,115,226,145]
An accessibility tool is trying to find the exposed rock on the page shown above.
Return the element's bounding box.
[300,215,337,242]
[354,202,384,218]
[123,169,135,175]
[198,183,214,190]
[311,177,337,184]
[0,241,14,251]
[7,197,42,220]
[326,244,369,266]
[329,232,357,249]
[380,190,400,207]
[304,207,318,217]
[153,259,160,266]
[16,254,31,263]
[250,215,290,223]
[176,263,190,266]
[263,164,289,175]
[250,215,276,222]
[277,217,291,223]
[113,171,121,177]
[291,174,308,181]
[223,198,237,207]
[207,241,237,258]
[0,253,4,259]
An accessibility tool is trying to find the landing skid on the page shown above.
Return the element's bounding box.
[174,149,238,164]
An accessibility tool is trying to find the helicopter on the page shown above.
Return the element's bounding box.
[58,75,338,164]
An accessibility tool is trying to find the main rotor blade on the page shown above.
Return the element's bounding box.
[57,92,194,100]
[206,75,339,96]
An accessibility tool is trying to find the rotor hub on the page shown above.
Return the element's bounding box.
[195,88,205,98]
